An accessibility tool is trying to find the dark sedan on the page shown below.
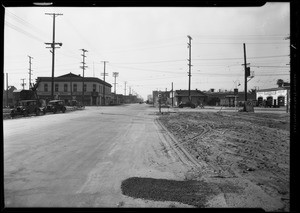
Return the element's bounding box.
[46,100,66,113]
[178,102,196,108]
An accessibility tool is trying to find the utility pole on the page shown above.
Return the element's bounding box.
[6,73,8,107]
[171,82,174,107]
[187,35,192,102]
[28,55,33,89]
[45,13,63,100]
[101,61,108,105]
[124,81,127,96]
[113,72,119,94]
[243,43,248,102]
[80,49,88,106]
[21,78,26,90]
[93,62,95,77]
[69,72,73,101]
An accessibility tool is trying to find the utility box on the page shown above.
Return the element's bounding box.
[243,100,254,112]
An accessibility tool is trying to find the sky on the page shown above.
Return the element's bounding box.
[3,3,290,100]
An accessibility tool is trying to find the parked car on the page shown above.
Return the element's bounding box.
[178,102,196,108]
[10,100,46,117]
[46,100,66,113]
[160,104,170,108]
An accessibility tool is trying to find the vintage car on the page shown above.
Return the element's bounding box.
[46,100,67,113]
[178,102,196,108]
[10,100,46,117]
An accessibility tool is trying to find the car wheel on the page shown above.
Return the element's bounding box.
[36,109,41,116]
[53,108,57,114]
[62,107,66,113]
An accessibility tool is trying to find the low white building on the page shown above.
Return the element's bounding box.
[256,87,289,107]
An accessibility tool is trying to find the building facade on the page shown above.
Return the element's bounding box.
[256,87,289,107]
[36,73,112,106]
[175,89,207,106]
[204,90,257,107]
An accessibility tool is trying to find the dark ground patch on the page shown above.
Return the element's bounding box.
[121,177,231,207]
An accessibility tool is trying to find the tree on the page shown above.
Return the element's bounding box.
[277,79,284,87]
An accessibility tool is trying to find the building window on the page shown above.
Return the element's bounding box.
[93,84,96,92]
[73,84,77,92]
[64,84,68,92]
[84,84,87,92]
[44,84,48,92]
[55,84,59,92]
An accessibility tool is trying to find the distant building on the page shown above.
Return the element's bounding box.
[147,94,153,104]
[36,73,112,106]
[175,89,207,106]
[256,86,290,107]
[153,90,171,106]
[203,89,256,107]
[3,86,17,107]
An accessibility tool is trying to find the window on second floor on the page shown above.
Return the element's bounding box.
[44,84,48,92]
[64,84,68,92]
[84,84,87,92]
[55,84,59,92]
[73,84,77,92]
[93,84,96,92]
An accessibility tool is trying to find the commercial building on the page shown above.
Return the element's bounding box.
[35,73,112,106]
[204,89,257,107]
[256,85,290,107]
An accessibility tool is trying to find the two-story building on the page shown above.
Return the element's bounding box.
[35,73,112,106]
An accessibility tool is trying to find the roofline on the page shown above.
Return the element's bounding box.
[36,76,112,87]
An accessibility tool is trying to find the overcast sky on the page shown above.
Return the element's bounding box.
[4,3,290,100]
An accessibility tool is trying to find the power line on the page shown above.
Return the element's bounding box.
[5,21,45,43]
[109,64,184,74]
[193,54,289,61]
[111,59,185,65]
[6,9,49,38]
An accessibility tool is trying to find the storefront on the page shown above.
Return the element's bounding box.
[256,87,289,107]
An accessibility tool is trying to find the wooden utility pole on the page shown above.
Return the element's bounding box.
[171,82,174,107]
[243,43,248,102]
[21,78,26,90]
[80,49,88,106]
[187,35,192,102]
[124,81,127,96]
[101,61,108,105]
[113,72,119,94]
[69,72,73,101]
[6,73,8,107]
[45,13,63,100]
[28,55,33,89]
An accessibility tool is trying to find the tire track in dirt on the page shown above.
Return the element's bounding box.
[158,111,290,211]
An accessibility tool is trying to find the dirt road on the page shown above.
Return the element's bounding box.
[158,111,290,211]
[4,104,196,207]
[3,104,290,210]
